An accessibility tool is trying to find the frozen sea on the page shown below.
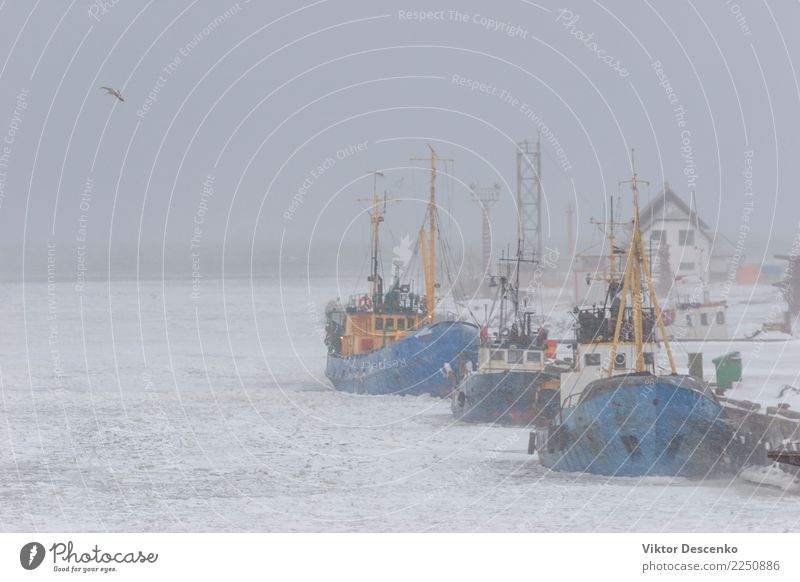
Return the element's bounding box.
[1,277,799,532]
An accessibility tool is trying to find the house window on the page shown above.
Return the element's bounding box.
[679,229,695,246]
[700,313,709,326]
[679,262,695,271]
[374,318,384,330]
[650,230,665,244]
[716,311,726,325]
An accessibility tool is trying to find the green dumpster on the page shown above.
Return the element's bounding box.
[712,351,742,389]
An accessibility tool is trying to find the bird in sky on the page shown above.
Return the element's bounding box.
[100,86,124,102]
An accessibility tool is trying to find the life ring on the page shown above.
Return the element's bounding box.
[358,294,373,311]
[545,339,557,360]
[662,309,675,326]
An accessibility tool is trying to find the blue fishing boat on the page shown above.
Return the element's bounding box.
[536,158,735,477]
[451,358,560,424]
[451,253,560,425]
[539,372,733,477]
[325,316,478,397]
[324,150,478,397]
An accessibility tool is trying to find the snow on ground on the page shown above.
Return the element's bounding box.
[1,278,799,532]
[740,465,800,493]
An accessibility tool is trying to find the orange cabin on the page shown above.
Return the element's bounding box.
[340,312,421,356]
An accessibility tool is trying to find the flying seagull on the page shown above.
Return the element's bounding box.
[100,86,124,102]
[778,384,800,398]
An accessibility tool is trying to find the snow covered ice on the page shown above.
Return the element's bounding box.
[1,277,799,532]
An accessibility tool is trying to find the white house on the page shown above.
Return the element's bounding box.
[639,184,735,285]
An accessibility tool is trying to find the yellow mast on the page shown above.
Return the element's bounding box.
[412,146,452,323]
[427,147,437,322]
[419,225,429,315]
[608,150,677,377]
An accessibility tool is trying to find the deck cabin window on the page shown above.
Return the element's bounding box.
[407,317,415,329]
[700,313,709,326]
[385,318,394,329]
[507,349,523,364]
[716,311,725,325]
[614,353,626,369]
[374,317,384,331]
[490,350,505,362]
[526,350,543,364]
[584,353,601,366]
[397,318,405,330]
[686,314,693,326]
[644,352,654,365]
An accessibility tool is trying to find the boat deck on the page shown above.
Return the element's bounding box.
[768,451,800,467]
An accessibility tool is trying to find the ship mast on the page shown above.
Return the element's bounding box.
[413,146,453,323]
[427,147,437,323]
[608,150,677,376]
[582,194,626,306]
[497,228,538,332]
[608,196,617,286]
[360,171,385,302]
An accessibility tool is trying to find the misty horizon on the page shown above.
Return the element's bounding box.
[0,1,795,286]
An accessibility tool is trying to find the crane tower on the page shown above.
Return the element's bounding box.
[470,182,501,280]
[516,138,542,260]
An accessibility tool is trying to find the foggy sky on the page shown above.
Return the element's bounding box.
[0,0,797,281]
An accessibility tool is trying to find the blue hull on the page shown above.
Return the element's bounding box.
[539,374,735,477]
[325,321,478,397]
[451,370,559,425]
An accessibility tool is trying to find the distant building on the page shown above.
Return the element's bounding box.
[638,184,736,284]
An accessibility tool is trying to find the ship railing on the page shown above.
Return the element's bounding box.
[575,306,656,344]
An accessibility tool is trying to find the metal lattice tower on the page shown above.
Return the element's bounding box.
[516,138,542,260]
[470,182,501,278]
